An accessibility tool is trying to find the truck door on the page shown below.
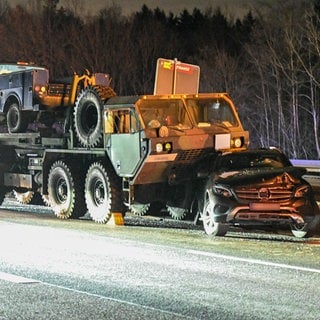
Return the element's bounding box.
[105,108,147,177]
[22,71,33,109]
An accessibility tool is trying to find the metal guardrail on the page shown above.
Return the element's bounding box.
[291,160,320,200]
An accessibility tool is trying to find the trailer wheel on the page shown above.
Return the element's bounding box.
[85,162,124,223]
[7,103,29,133]
[48,160,85,219]
[74,87,103,147]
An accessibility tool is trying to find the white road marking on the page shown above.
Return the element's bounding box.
[0,271,39,283]
[188,249,320,274]
[0,271,189,319]
[42,281,190,319]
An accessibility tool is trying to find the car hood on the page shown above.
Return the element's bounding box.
[214,166,307,186]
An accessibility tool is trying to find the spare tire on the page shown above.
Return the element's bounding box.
[74,87,103,147]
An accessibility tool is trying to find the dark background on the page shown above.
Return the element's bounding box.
[0,0,319,159]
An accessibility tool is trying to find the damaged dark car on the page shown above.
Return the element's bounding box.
[201,148,320,238]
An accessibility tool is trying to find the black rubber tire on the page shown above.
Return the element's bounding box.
[48,160,86,219]
[13,190,34,204]
[13,190,45,205]
[202,199,228,236]
[73,87,103,147]
[7,103,28,133]
[85,161,124,223]
[0,187,6,205]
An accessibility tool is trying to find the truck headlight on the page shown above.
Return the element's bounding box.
[156,142,172,153]
[156,143,163,152]
[231,137,242,148]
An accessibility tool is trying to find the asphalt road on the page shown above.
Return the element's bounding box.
[0,202,320,320]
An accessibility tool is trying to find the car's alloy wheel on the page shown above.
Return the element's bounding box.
[202,200,228,236]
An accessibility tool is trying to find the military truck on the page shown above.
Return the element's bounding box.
[0,86,249,222]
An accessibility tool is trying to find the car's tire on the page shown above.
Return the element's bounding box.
[202,200,228,236]
[291,223,309,238]
[48,160,86,219]
[85,161,124,223]
[73,87,103,147]
[290,213,320,238]
[7,103,29,133]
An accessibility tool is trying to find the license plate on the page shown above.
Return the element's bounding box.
[249,202,280,211]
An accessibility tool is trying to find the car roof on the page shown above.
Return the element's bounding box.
[222,148,284,157]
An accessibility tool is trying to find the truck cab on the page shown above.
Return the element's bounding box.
[103,93,249,215]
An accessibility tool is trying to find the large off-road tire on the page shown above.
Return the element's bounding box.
[13,190,45,205]
[13,190,34,204]
[73,87,103,147]
[130,203,150,216]
[202,200,228,236]
[166,205,187,220]
[7,103,29,133]
[48,160,86,219]
[85,161,124,223]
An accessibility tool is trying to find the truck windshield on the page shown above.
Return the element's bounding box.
[186,98,238,127]
[139,99,192,129]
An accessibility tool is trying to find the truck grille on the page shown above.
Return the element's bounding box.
[175,148,212,162]
[166,148,214,182]
[235,187,293,202]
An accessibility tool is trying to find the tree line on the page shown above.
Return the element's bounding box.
[0,0,319,159]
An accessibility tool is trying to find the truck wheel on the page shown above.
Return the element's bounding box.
[13,190,45,205]
[166,205,187,220]
[13,190,34,204]
[7,103,29,133]
[85,162,124,223]
[130,203,150,216]
[74,87,103,147]
[48,160,85,219]
[202,200,228,236]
